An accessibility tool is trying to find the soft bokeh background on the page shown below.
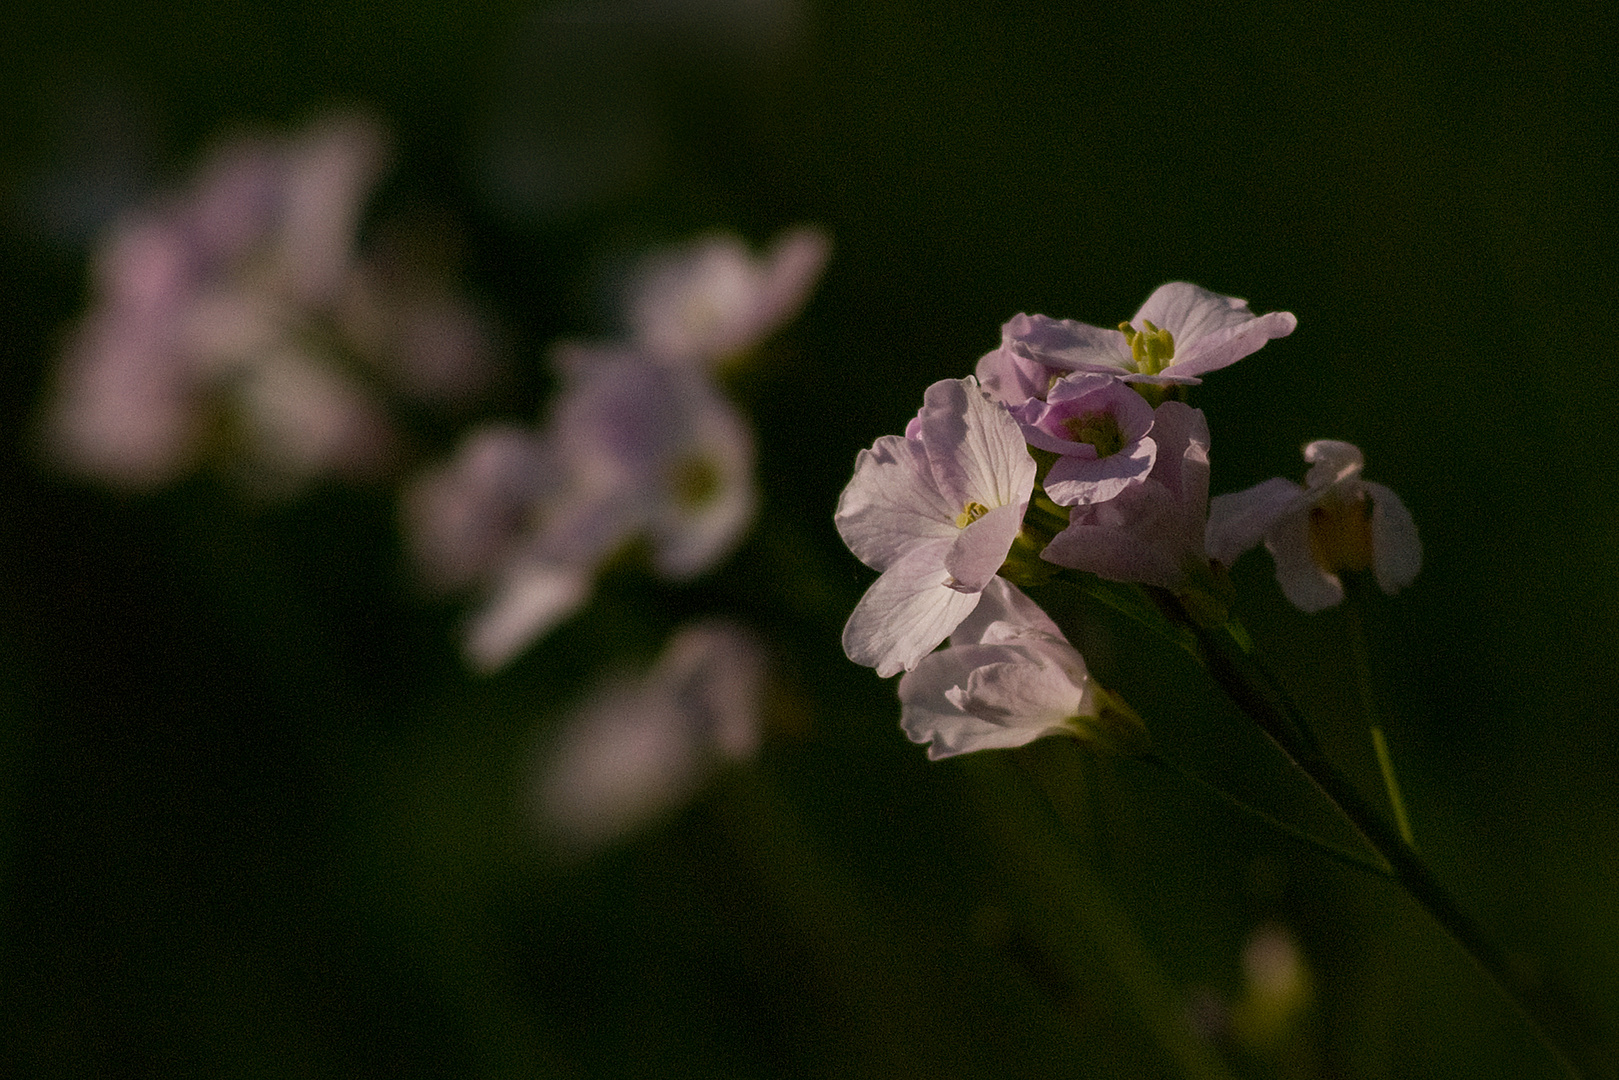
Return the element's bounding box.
[3,1,1616,1076]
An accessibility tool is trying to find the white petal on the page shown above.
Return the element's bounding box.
[916,376,1036,511]
[950,577,1062,645]
[1366,482,1421,595]
[1206,477,1310,567]
[465,561,594,671]
[842,539,981,677]
[1263,512,1344,612]
[943,502,1024,593]
[834,434,957,571]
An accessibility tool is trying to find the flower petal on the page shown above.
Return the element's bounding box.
[944,502,1023,592]
[466,560,595,671]
[950,576,1063,644]
[1206,477,1311,567]
[842,539,982,677]
[1366,482,1421,595]
[1263,511,1344,612]
[1043,436,1156,507]
[834,433,957,571]
[916,376,1035,511]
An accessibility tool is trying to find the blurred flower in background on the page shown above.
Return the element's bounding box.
[528,619,765,851]
[37,110,501,495]
[406,226,826,670]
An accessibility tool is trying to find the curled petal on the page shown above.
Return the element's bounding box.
[1264,512,1344,613]
[944,502,1024,592]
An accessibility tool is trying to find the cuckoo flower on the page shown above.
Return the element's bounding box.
[899,577,1144,759]
[836,377,1037,677]
[1013,372,1157,507]
[1206,440,1420,612]
[412,351,758,672]
[1039,401,1212,591]
[530,620,764,850]
[1001,283,1296,387]
[624,226,831,371]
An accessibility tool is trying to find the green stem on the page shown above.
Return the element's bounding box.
[1167,592,1592,1080]
[1134,752,1391,880]
[1344,578,1416,847]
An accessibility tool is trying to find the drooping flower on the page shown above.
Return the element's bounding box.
[899,577,1144,759]
[529,620,765,851]
[1206,440,1420,612]
[1039,401,1212,591]
[835,376,1037,677]
[1012,372,1157,507]
[993,282,1296,390]
[623,226,830,371]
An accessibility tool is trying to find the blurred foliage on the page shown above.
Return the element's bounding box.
[3,0,1617,1076]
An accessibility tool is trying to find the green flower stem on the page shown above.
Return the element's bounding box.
[1163,589,1592,1080]
[1133,752,1392,880]
[1343,575,1417,847]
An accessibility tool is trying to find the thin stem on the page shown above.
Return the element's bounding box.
[1344,579,1416,847]
[1134,752,1391,880]
[1171,595,1593,1080]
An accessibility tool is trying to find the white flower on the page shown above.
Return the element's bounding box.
[998,282,1297,387]
[529,620,764,850]
[1206,440,1420,611]
[835,376,1037,677]
[624,226,830,370]
[898,578,1124,759]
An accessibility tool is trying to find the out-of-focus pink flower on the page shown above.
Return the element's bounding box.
[898,578,1143,759]
[1206,440,1420,611]
[835,376,1036,678]
[1039,401,1212,591]
[529,620,765,850]
[1013,373,1157,507]
[407,352,757,672]
[623,226,830,370]
[40,111,502,494]
[992,283,1296,390]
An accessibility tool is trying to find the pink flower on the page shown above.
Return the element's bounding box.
[835,376,1037,677]
[1206,440,1420,611]
[1039,401,1212,591]
[529,620,765,850]
[899,578,1142,759]
[624,226,830,370]
[986,283,1296,395]
[1012,372,1158,507]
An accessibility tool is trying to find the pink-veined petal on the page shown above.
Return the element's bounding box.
[834,433,958,571]
[943,502,1023,592]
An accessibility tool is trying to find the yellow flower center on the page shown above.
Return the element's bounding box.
[1308,492,1374,574]
[955,500,990,529]
[1118,320,1176,376]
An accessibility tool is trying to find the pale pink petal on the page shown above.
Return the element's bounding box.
[466,561,594,671]
[1366,482,1422,595]
[943,502,1023,593]
[950,576,1063,644]
[1264,511,1344,612]
[834,433,958,571]
[917,376,1036,511]
[842,539,982,677]
[1206,477,1311,567]
[1043,436,1156,507]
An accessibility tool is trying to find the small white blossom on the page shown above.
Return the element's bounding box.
[1206,440,1420,611]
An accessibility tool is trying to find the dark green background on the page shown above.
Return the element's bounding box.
[3,1,1616,1076]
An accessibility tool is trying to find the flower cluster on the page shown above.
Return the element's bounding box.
[836,283,1421,759]
[39,111,500,494]
[406,227,829,670]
